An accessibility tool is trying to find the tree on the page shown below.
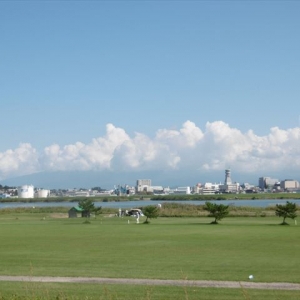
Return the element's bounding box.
[78,198,101,219]
[91,187,103,192]
[143,205,159,224]
[275,201,297,225]
[204,201,229,224]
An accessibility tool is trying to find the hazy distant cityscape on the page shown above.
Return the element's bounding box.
[0,169,299,199]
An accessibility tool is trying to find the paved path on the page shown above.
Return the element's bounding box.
[0,276,300,290]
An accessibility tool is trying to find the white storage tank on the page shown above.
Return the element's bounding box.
[36,189,50,198]
[18,185,34,198]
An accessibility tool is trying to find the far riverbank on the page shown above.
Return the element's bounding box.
[1,199,300,209]
[1,192,299,203]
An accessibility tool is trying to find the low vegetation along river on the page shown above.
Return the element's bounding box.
[1,199,300,209]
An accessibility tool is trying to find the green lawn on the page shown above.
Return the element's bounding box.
[0,213,299,299]
[0,281,300,300]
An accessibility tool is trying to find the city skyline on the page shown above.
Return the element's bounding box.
[1,2,300,188]
[1,168,299,191]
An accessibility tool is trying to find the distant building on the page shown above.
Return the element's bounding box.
[136,179,152,192]
[90,190,113,196]
[194,182,220,195]
[114,184,134,196]
[280,179,300,191]
[258,177,279,190]
[152,186,165,194]
[65,190,90,197]
[241,183,254,190]
[170,186,191,195]
[219,169,239,193]
[224,169,232,185]
[0,193,10,199]
[241,183,257,193]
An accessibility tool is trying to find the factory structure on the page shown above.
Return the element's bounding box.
[16,185,50,198]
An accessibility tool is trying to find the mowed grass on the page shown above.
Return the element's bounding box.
[0,213,299,284]
[0,213,300,299]
[0,281,300,300]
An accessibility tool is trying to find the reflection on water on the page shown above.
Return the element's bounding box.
[1,199,300,209]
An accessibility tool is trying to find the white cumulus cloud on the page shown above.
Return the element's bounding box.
[0,143,39,180]
[41,123,130,171]
[0,121,300,181]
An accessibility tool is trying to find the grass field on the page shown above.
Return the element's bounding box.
[0,281,300,300]
[0,212,299,299]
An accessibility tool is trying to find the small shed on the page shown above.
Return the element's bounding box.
[68,206,84,218]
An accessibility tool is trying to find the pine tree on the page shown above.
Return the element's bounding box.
[275,201,297,225]
[204,202,229,224]
[143,205,159,224]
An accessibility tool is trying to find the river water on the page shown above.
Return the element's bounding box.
[1,199,300,209]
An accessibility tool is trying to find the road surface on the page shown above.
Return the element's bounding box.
[0,276,300,290]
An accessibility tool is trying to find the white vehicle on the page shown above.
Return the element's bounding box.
[126,209,144,217]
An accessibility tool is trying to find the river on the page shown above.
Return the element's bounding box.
[1,199,300,209]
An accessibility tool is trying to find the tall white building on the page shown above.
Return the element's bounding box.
[220,169,239,193]
[136,179,152,192]
[224,169,232,185]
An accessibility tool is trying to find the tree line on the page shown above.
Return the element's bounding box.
[78,198,297,225]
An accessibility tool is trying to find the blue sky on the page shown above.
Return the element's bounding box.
[1,1,300,188]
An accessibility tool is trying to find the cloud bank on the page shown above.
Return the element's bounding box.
[1,120,300,181]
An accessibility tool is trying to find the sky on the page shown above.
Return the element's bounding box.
[1,1,300,189]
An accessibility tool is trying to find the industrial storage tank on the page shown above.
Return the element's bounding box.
[36,189,50,198]
[18,185,34,198]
